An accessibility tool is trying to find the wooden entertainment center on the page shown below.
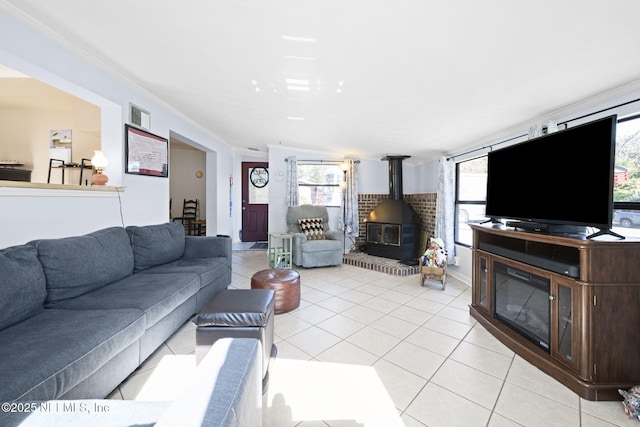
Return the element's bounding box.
[470,223,640,400]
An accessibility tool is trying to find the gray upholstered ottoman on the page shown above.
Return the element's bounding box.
[193,289,276,392]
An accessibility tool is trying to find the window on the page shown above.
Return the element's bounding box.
[248,168,269,204]
[455,156,488,246]
[613,114,640,238]
[297,163,344,206]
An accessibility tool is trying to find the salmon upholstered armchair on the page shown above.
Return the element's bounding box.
[286,205,344,268]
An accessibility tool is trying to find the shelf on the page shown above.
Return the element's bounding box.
[47,158,92,185]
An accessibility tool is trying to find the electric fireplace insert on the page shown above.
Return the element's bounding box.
[493,261,550,351]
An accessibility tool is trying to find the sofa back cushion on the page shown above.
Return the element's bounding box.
[126,222,186,272]
[0,245,47,330]
[30,227,134,306]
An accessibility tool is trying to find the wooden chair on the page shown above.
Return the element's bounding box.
[174,199,199,235]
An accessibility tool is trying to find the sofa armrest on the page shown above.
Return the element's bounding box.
[183,235,231,261]
[291,232,307,244]
[291,232,306,264]
[156,338,262,427]
[0,338,261,427]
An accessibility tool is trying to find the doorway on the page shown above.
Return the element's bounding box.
[242,161,269,242]
[169,135,206,229]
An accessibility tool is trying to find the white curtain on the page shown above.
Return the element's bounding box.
[338,160,359,251]
[435,156,455,263]
[286,156,298,207]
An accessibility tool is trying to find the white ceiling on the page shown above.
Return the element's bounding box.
[3,0,640,163]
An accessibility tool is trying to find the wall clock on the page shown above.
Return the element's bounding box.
[250,167,269,188]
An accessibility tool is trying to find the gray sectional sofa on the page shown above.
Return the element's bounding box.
[0,221,234,408]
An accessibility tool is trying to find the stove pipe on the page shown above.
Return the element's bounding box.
[383,155,410,200]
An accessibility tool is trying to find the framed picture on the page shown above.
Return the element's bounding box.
[49,129,72,163]
[125,124,168,177]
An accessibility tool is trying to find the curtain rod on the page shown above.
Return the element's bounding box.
[284,158,360,163]
[447,96,640,161]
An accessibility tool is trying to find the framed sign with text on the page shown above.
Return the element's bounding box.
[125,124,168,177]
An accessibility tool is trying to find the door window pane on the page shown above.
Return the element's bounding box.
[248,168,269,204]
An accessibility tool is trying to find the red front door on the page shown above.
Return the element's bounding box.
[241,162,269,242]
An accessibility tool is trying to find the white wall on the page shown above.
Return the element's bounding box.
[413,160,439,194]
[0,10,233,247]
[357,158,391,194]
[357,157,433,195]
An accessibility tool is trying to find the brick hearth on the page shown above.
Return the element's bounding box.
[342,252,421,277]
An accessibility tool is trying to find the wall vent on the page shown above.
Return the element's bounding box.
[130,103,150,130]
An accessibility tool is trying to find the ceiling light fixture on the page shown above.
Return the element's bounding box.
[284,56,315,61]
[286,85,310,92]
[287,116,305,121]
[281,35,317,43]
[285,78,309,85]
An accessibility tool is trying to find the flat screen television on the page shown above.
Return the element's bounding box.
[485,115,619,238]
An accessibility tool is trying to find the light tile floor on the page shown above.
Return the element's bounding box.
[109,250,637,426]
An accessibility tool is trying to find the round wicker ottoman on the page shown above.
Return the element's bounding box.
[251,268,300,314]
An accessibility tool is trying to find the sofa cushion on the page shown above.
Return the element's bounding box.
[0,245,47,331]
[140,257,230,290]
[127,222,186,272]
[298,217,325,240]
[0,308,145,402]
[29,227,134,307]
[54,272,200,327]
